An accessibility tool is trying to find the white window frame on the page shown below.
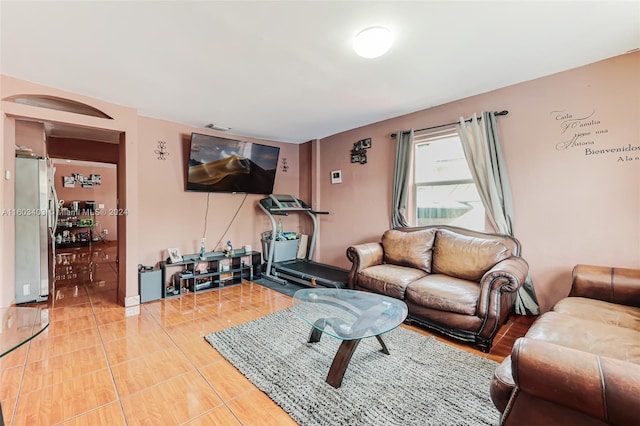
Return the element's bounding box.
[412,130,486,231]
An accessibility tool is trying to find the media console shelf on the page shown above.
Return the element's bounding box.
[160,250,262,298]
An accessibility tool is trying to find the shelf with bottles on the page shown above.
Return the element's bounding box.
[55,229,93,248]
[160,250,262,298]
[55,202,97,247]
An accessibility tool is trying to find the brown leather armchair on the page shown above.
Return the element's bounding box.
[346,225,529,352]
[499,337,640,426]
[491,264,640,425]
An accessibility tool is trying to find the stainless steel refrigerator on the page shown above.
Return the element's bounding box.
[14,156,56,304]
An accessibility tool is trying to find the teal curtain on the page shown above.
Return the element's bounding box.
[456,112,539,315]
[391,130,414,228]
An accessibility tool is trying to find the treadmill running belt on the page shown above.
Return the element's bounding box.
[274,260,348,286]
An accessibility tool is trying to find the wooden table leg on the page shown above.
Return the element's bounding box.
[326,339,361,388]
[376,334,390,355]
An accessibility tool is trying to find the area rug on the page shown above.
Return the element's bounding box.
[204,308,500,426]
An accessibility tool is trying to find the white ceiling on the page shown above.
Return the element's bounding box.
[1,1,639,144]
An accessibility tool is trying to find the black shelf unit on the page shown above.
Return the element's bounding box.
[160,250,262,298]
[55,208,95,248]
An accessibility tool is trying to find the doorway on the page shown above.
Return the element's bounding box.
[14,118,122,307]
[49,158,119,309]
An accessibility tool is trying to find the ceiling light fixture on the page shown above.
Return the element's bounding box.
[205,123,231,131]
[352,26,392,59]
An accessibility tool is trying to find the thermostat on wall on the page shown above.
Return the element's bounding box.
[331,170,342,184]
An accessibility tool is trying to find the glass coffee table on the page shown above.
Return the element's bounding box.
[292,288,408,388]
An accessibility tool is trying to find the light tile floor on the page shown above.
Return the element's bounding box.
[1,242,532,425]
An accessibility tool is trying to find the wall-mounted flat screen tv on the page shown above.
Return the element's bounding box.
[186,132,280,194]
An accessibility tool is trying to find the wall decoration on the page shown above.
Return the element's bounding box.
[63,173,101,188]
[155,140,169,160]
[550,109,639,163]
[281,157,289,172]
[351,137,371,164]
[331,170,342,184]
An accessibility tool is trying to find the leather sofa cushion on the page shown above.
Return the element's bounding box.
[382,229,436,273]
[405,274,480,316]
[432,229,510,281]
[552,297,640,332]
[525,312,640,364]
[357,264,428,299]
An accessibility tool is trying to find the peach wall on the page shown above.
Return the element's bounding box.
[47,137,119,164]
[15,120,45,156]
[136,117,301,267]
[53,163,118,240]
[1,117,15,307]
[298,141,312,206]
[315,52,640,313]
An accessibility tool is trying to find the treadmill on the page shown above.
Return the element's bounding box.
[258,194,348,288]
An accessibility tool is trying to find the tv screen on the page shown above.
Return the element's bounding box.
[186,133,280,194]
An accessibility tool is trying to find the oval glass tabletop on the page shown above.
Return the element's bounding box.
[292,288,408,340]
[0,307,49,358]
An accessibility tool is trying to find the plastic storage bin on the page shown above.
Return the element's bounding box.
[262,232,299,263]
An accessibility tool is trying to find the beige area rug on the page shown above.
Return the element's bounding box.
[205,308,500,426]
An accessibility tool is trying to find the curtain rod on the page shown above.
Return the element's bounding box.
[390,110,509,138]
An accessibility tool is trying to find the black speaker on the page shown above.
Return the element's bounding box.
[138,269,161,303]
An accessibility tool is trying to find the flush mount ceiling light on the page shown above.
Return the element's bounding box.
[352,26,392,58]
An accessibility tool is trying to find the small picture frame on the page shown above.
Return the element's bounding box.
[351,153,367,164]
[359,138,372,149]
[168,247,183,264]
[331,170,342,184]
[63,176,75,188]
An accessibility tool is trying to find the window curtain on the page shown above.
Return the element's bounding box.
[391,129,414,228]
[456,112,539,315]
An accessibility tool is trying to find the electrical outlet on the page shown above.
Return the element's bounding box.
[103,229,108,235]
[23,284,30,295]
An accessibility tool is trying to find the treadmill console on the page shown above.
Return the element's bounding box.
[269,194,303,209]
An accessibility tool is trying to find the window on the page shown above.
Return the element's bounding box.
[413,132,485,230]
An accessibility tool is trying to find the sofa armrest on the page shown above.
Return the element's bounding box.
[571,264,640,307]
[502,337,640,426]
[481,257,529,294]
[346,243,384,289]
[476,257,528,322]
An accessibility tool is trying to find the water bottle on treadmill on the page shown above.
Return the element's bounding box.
[277,219,284,241]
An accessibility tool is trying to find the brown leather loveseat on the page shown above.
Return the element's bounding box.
[490,264,640,425]
[346,225,529,352]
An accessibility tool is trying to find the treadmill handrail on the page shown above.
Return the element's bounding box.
[258,195,324,278]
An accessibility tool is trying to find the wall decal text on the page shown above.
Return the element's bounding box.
[550,109,638,163]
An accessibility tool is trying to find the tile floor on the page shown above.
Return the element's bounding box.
[1,242,534,425]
